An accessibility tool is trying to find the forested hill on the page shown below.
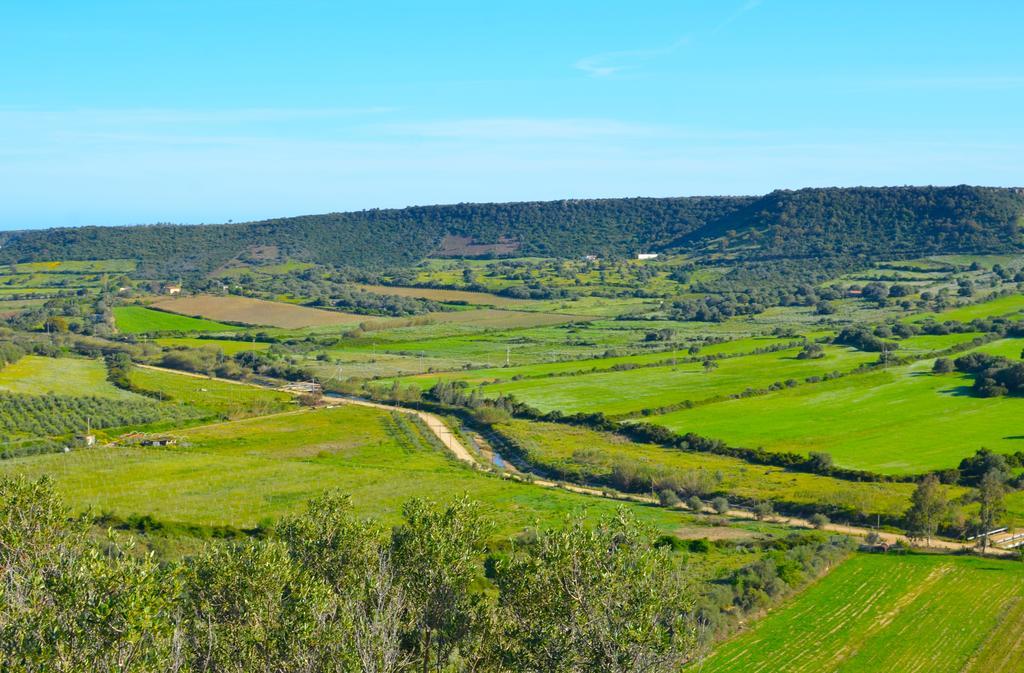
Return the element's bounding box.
[679,186,1024,261]
[0,197,752,276]
[1,186,1022,276]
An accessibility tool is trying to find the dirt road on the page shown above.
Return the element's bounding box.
[322,395,477,465]
[136,365,1009,556]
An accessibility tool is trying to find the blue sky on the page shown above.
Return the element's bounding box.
[1,1,1022,230]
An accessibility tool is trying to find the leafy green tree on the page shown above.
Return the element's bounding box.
[179,539,339,672]
[43,316,68,333]
[977,469,1007,552]
[276,490,379,592]
[1,476,179,672]
[494,509,698,673]
[905,474,948,545]
[391,496,491,673]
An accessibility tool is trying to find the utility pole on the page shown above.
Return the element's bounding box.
[505,345,511,367]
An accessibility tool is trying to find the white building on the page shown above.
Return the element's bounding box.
[636,253,659,260]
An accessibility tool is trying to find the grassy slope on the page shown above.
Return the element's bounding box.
[483,345,876,416]
[698,553,1024,673]
[114,306,237,334]
[908,293,1024,323]
[497,420,958,519]
[0,356,139,399]
[128,366,291,417]
[651,342,1024,474]
[0,405,691,536]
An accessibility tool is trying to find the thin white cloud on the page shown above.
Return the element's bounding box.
[573,37,690,78]
[713,0,763,34]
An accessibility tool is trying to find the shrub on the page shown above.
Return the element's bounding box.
[658,488,680,507]
[753,501,775,521]
[688,538,712,553]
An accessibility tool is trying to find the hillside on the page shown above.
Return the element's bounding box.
[0,187,1021,277]
[0,197,751,276]
[682,186,1024,261]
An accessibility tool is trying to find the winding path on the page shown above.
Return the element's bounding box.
[137,364,1010,556]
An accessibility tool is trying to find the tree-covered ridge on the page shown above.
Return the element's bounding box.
[0,197,751,276]
[685,186,1024,261]
[1,187,1021,277]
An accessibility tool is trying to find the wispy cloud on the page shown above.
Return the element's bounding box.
[713,0,763,34]
[573,37,689,78]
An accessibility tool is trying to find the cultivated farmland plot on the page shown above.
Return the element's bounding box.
[0,355,140,399]
[151,294,366,328]
[698,553,1024,673]
[113,306,238,334]
[398,335,808,389]
[480,344,876,416]
[652,343,1024,474]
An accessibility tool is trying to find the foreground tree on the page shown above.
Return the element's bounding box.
[494,509,699,673]
[179,539,339,672]
[3,479,705,673]
[0,476,179,673]
[391,496,492,673]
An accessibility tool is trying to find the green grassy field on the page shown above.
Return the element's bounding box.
[698,553,1024,673]
[0,405,693,536]
[0,356,140,399]
[114,306,238,334]
[322,319,754,378]
[651,344,1024,474]
[396,335,809,389]
[128,366,292,417]
[155,337,271,355]
[909,293,1024,323]
[497,420,959,519]
[482,345,876,416]
[894,331,986,354]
